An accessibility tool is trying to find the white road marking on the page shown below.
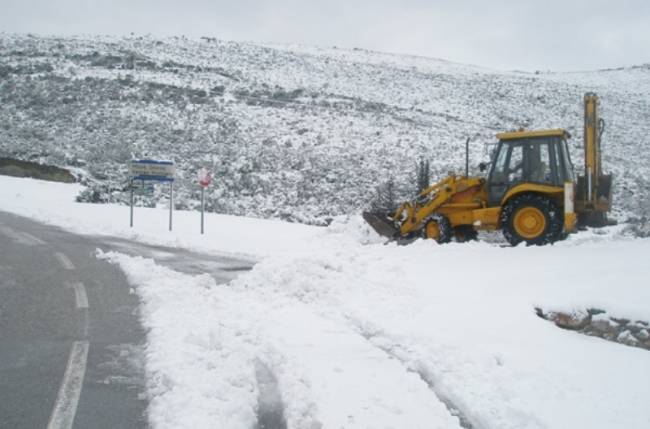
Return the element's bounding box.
[55,252,75,270]
[72,282,89,309]
[65,282,90,335]
[21,231,47,245]
[0,226,21,239]
[46,341,89,429]
[0,226,46,246]
[0,226,34,246]
[80,309,89,338]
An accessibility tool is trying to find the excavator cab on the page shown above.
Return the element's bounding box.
[486,130,574,206]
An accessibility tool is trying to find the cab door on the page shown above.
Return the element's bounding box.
[487,141,523,205]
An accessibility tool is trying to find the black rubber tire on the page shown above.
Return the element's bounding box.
[501,194,562,246]
[454,225,478,243]
[422,214,453,244]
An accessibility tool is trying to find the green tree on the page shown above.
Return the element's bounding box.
[416,158,430,195]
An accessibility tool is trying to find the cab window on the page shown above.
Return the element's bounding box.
[508,144,523,183]
[526,142,553,184]
[560,139,575,182]
[490,142,512,184]
[487,138,559,205]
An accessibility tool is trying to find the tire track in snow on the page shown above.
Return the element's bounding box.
[254,359,287,429]
[349,320,476,429]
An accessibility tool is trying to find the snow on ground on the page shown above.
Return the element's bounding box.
[2,175,650,428]
[97,250,462,429]
[0,175,317,259]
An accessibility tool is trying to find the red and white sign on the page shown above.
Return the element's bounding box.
[197,168,213,187]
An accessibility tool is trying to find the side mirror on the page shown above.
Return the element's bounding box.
[479,162,489,172]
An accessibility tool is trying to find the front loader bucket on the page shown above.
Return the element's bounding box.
[362,211,399,238]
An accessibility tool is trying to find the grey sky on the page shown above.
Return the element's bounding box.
[3,0,649,71]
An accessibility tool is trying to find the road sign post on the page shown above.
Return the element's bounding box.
[128,159,175,230]
[169,181,173,231]
[197,168,213,234]
[130,179,134,227]
[200,187,205,234]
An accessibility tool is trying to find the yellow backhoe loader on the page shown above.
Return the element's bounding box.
[364,93,614,245]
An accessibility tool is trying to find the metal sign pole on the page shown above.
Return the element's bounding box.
[200,187,205,234]
[465,137,470,177]
[130,179,134,227]
[169,181,173,231]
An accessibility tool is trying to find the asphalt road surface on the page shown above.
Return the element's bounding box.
[0,211,256,429]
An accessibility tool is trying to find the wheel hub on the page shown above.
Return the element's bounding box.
[513,207,546,239]
[425,221,440,240]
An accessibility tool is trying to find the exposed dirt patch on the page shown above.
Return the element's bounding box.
[0,157,76,183]
[536,307,650,351]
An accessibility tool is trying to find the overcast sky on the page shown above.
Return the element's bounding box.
[3,0,649,71]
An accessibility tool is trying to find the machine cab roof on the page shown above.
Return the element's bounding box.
[496,128,571,141]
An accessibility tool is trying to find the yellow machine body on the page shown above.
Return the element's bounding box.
[392,175,573,241]
[364,94,612,245]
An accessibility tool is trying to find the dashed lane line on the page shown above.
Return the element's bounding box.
[0,225,23,241]
[55,252,76,270]
[0,225,47,246]
[46,341,90,429]
[21,231,47,245]
[0,225,37,246]
[72,282,89,310]
[64,281,90,337]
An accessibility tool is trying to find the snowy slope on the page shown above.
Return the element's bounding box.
[2,176,649,428]
[1,34,649,224]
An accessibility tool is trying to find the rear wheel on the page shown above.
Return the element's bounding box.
[423,214,452,244]
[501,194,562,246]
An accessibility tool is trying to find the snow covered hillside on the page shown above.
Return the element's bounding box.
[2,175,650,428]
[1,34,649,224]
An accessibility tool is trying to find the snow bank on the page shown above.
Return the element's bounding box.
[97,251,259,429]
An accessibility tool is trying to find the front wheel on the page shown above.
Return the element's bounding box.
[501,194,562,246]
[422,214,452,244]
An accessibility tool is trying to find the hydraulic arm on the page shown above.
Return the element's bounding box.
[575,93,613,226]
